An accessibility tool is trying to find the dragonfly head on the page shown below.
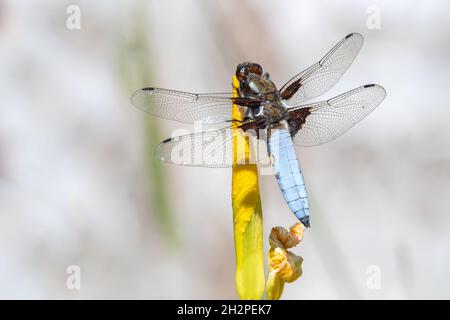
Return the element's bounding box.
[236,62,263,82]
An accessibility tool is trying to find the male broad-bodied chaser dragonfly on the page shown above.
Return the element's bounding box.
[131,33,386,228]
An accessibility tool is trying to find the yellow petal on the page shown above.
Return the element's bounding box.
[290,223,305,244]
[268,248,303,283]
[269,223,305,249]
[268,247,288,272]
[232,76,265,300]
[280,252,303,283]
[266,271,285,300]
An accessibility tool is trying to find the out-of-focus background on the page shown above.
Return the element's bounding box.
[1,0,449,299]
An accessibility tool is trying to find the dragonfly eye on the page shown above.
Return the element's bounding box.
[236,62,263,81]
[248,63,263,77]
[236,66,248,82]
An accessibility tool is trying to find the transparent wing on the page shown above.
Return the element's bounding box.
[280,33,364,105]
[288,84,386,146]
[156,123,267,167]
[131,88,242,124]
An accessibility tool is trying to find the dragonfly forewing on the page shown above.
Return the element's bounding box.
[280,33,364,105]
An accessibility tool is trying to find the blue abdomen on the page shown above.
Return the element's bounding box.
[267,127,310,227]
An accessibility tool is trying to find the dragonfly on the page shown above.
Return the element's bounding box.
[131,33,386,228]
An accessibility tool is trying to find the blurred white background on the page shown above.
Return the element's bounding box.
[1,0,450,299]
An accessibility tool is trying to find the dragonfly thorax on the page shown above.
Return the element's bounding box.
[263,102,289,126]
[236,63,288,126]
[237,62,281,99]
[247,76,277,96]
